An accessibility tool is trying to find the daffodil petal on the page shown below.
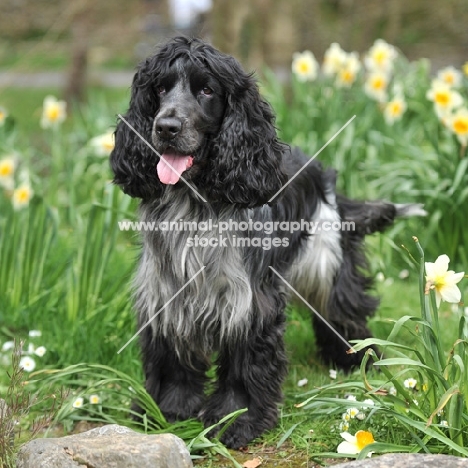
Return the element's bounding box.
[340,432,357,443]
[337,441,360,454]
[440,284,462,304]
[446,271,465,285]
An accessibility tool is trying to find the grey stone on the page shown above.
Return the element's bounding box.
[16,424,193,468]
[334,453,468,468]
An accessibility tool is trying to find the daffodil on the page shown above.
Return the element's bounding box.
[29,330,42,337]
[389,386,397,396]
[72,397,84,409]
[463,62,468,77]
[383,95,407,125]
[297,378,308,387]
[347,407,360,419]
[292,51,319,82]
[40,95,67,129]
[89,394,101,404]
[425,254,464,307]
[322,43,347,76]
[0,156,15,190]
[12,183,34,210]
[1,341,15,352]
[440,420,449,427]
[34,346,46,357]
[437,66,462,88]
[336,52,361,88]
[339,422,350,432]
[0,106,8,126]
[404,378,417,389]
[426,80,463,119]
[19,356,36,372]
[89,131,115,156]
[364,71,389,102]
[337,430,375,456]
[447,108,468,146]
[364,39,397,73]
[329,369,337,379]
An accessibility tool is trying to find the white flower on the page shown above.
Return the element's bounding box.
[347,407,360,419]
[383,95,407,125]
[337,430,375,456]
[0,157,15,190]
[34,346,46,357]
[399,269,410,279]
[297,378,308,387]
[322,43,347,76]
[12,183,34,210]
[292,51,319,82]
[426,79,463,119]
[437,66,463,88]
[336,52,361,88]
[339,421,350,432]
[440,420,449,427]
[425,255,464,307]
[19,356,36,372]
[329,369,337,379]
[404,378,417,389]
[362,399,375,408]
[89,131,115,156]
[346,394,357,401]
[364,71,390,102]
[389,386,397,396]
[29,330,42,337]
[376,272,385,282]
[89,394,100,404]
[355,412,366,421]
[1,341,15,352]
[342,412,351,422]
[72,397,84,408]
[364,39,397,73]
[40,95,67,129]
[447,107,468,146]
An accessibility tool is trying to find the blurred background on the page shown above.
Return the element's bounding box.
[0,0,467,100]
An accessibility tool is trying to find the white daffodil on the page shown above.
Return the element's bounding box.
[29,330,42,337]
[19,356,36,372]
[0,156,15,190]
[364,39,397,73]
[40,95,67,129]
[404,378,417,389]
[329,369,337,379]
[34,346,46,357]
[339,421,350,432]
[89,131,115,156]
[292,51,319,82]
[440,420,449,427]
[322,43,347,76]
[1,341,15,352]
[72,397,84,409]
[426,79,463,119]
[437,66,462,88]
[364,71,389,102]
[89,394,101,404]
[362,399,375,408]
[12,183,34,210]
[336,52,361,88]
[447,108,468,146]
[389,386,397,396]
[425,254,464,307]
[346,394,357,401]
[383,95,407,125]
[347,407,360,419]
[337,430,375,456]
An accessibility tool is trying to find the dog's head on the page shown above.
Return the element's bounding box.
[110,36,287,207]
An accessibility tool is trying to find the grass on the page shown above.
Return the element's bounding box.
[0,41,467,467]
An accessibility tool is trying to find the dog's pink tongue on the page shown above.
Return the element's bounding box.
[157,153,193,185]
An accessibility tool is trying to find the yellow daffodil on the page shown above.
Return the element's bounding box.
[292,51,319,82]
[437,66,462,88]
[364,39,397,73]
[322,43,347,76]
[41,95,67,129]
[425,254,464,307]
[337,430,375,456]
[12,183,34,210]
[463,62,468,77]
[0,156,15,190]
[89,131,115,156]
[364,71,389,102]
[447,108,468,146]
[0,106,8,126]
[383,95,407,125]
[336,52,361,88]
[426,80,463,119]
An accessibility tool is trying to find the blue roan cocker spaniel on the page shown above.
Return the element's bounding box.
[110,36,423,448]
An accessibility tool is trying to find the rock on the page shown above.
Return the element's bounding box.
[16,424,193,468]
[334,453,468,468]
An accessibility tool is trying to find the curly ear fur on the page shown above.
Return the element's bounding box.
[110,63,163,200]
[204,58,288,207]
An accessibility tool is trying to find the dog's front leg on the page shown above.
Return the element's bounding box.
[200,310,288,449]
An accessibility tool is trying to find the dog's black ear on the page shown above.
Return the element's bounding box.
[110,61,162,200]
[207,72,288,208]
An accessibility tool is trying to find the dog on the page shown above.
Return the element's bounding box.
[110,36,423,448]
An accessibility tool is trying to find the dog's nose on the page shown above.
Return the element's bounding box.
[155,117,182,141]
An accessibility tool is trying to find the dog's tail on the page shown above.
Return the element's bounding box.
[337,196,426,236]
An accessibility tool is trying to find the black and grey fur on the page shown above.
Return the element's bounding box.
[110,36,423,449]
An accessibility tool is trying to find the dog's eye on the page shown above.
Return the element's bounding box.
[201,86,213,96]
[156,86,166,95]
